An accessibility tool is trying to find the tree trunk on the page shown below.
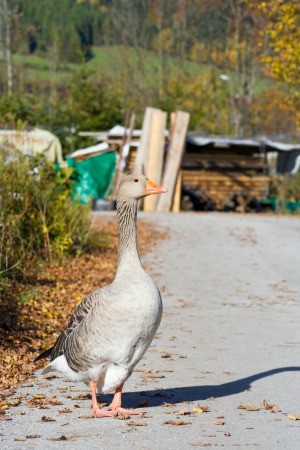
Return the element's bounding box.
[2,0,13,96]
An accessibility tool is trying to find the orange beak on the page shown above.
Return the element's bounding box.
[145,178,167,195]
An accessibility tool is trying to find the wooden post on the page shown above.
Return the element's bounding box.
[134,107,154,175]
[112,112,135,198]
[171,170,182,213]
[157,111,190,212]
[143,109,167,211]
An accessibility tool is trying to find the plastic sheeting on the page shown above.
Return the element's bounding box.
[67,151,116,204]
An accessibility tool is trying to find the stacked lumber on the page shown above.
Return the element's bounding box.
[182,170,269,208]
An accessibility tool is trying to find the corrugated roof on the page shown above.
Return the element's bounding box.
[187,133,300,151]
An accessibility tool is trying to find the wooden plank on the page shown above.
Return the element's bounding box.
[171,170,182,213]
[113,112,136,196]
[134,107,155,174]
[143,109,167,211]
[157,111,190,212]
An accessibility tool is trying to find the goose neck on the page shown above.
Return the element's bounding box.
[116,198,140,266]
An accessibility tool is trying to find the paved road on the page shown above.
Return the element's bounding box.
[2,213,300,449]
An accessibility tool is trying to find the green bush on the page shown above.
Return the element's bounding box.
[0,147,93,282]
[269,172,300,213]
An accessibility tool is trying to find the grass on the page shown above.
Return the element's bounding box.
[0,46,272,93]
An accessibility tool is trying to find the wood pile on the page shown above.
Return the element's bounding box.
[182,170,269,208]
[181,141,269,210]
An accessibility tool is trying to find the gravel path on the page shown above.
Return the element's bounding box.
[1,212,300,449]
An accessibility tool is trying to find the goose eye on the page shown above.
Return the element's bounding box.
[134,179,138,182]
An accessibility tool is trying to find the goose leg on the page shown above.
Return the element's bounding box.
[90,381,117,418]
[108,383,145,415]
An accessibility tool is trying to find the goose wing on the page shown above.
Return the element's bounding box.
[34,288,101,362]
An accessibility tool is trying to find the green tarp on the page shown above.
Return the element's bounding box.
[67,151,116,204]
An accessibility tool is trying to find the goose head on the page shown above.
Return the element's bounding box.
[117,174,167,201]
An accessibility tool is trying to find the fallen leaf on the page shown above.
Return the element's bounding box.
[41,416,56,422]
[262,400,281,413]
[58,408,72,413]
[7,398,22,407]
[194,406,209,413]
[288,413,300,421]
[78,414,93,419]
[33,394,46,399]
[48,435,68,441]
[72,394,90,401]
[48,398,63,405]
[0,402,8,412]
[163,420,191,426]
[160,352,172,359]
[238,405,260,411]
[212,420,225,425]
[177,409,192,415]
[128,421,148,426]
[147,374,165,379]
[26,434,41,439]
[43,374,58,379]
[14,437,27,441]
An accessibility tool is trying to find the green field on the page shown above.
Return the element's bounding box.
[0,46,271,94]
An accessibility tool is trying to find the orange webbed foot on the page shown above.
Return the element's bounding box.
[109,405,145,416]
[93,407,118,418]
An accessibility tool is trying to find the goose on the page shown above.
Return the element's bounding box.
[34,173,167,418]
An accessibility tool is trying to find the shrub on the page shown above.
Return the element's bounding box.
[0,147,93,282]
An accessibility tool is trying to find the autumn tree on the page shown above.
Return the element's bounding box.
[257,0,300,127]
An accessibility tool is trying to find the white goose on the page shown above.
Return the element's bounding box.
[35,174,167,417]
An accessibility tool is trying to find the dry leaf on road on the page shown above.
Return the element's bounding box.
[262,400,281,413]
[194,406,209,413]
[32,394,46,399]
[41,416,55,422]
[58,408,72,413]
[288,413,300,421]
[48,435,68,441]
[128,421,148,426]
[238,405,260,411]
[163,420,191,425]
[212,420,225,425]
[177,409,192,415]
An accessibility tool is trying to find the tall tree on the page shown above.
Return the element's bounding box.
[1,0,13,96]
[256,0,300,127]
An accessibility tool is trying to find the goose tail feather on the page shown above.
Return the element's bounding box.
[34,347,53,363]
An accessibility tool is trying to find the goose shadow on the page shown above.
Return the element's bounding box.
[102,366,300,407]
